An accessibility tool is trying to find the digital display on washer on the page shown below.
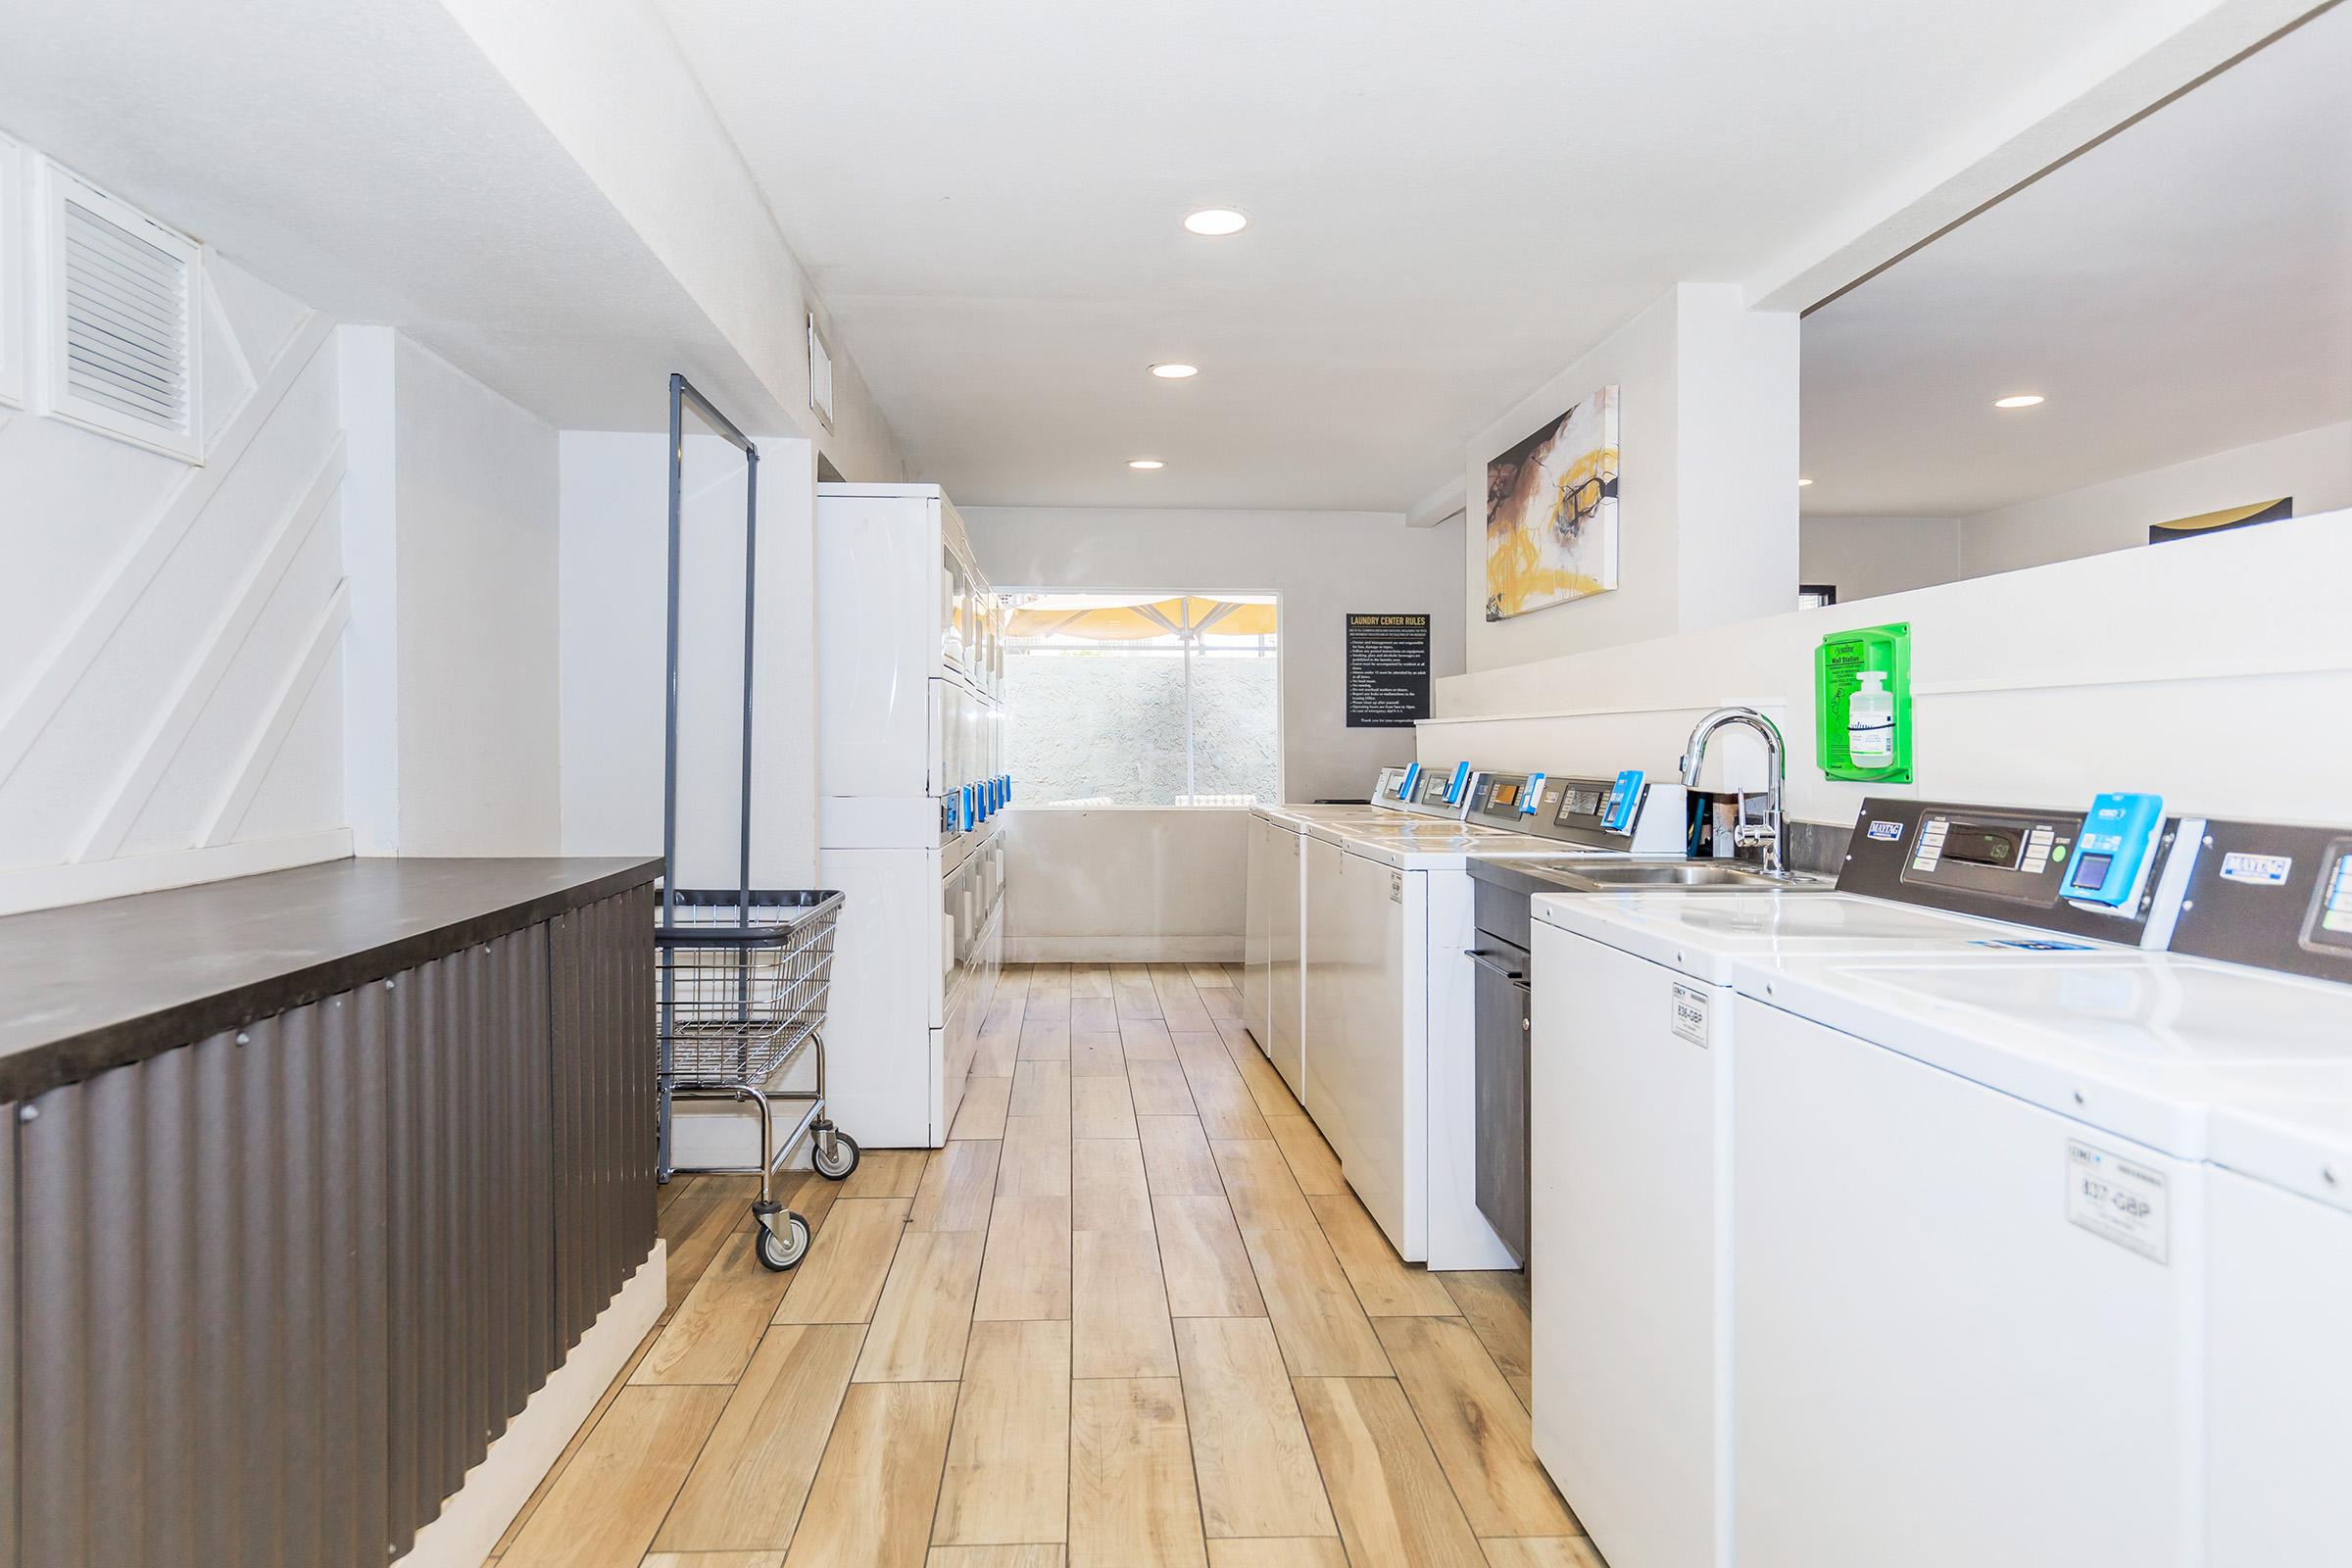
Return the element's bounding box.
[1416,773,1452,805]
[1941,822,2027,868]
[1555,786,1606,825]
[1491,781,1521,808]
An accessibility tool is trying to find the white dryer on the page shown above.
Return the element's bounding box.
[1719,812,2352,1568]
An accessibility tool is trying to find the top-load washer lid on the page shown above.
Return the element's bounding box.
[1259,803,1413,829]
[1312,825,1568,869]
[1735,953,2352,1158]
[1308,814,1578,862]
[1304,815,1528,849]
[1332,833,1504,870]
[2207,1095,2352,1213]
[1533,888,2142,983]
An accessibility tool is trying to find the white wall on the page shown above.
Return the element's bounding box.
[962,506,1467,806]
[559,429,820,887]
[1428,506,2352,832]
[1958,418,2352,578]
[0,253,352,913]
[436,0,909,482]
[1001,808,1250,963]
[337,326,564,858]
[1798,514,1964,601]
[1462,284,1799,672]
[391,335,562,854]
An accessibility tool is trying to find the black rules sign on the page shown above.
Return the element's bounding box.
[1345,613,1432,728]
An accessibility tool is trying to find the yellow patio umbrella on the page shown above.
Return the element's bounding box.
[1004,594,1277,641]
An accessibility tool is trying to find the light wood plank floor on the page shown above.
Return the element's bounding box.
[491,961,1592,1568]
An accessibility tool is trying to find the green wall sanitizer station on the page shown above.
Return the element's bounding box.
[1816,621,1913,782]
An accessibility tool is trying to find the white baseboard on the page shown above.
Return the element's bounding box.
[0,828,353,916]
[1006,935,1243,964]
[402,1240,666,1567]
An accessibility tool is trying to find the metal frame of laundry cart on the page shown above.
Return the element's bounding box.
[655,372,859,1271]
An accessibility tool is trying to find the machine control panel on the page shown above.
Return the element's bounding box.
[2169,820,2352,984]
[1848,796,2182,945]
[1396,761,1476,818]
[1900,807,2078,901]
[1553,777,1616,831]
[1854,800,2352,977]
[1370,764,1416,808]
[1465,770,1692,854]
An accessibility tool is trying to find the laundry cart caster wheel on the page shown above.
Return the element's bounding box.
[756,1210,810,1271]
[812,1130,860,1181]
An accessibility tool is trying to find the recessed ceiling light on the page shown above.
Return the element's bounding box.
[1993,394,2046,409]
[1128,459,1165,470]
[1150,363,1199,379]
[1182,208,1249,236]
[1797,477,1814,487]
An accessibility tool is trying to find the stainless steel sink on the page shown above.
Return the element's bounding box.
[1517,859,1828,893]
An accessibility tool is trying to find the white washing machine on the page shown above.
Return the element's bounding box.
[1720,812,2352,1568]
[1307,767,1696,1268]
[1528,794,2182,1568]
[2202,1095,2352,1568]
[1249,762,1487,1103]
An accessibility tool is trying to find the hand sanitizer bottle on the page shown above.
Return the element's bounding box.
[1848,670,1895,766]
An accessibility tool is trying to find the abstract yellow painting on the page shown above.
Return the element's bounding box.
[1485,384,1620,620]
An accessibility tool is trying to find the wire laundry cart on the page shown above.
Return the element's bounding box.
[654,373,859,1271]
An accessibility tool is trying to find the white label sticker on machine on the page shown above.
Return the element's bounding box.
[2065,1139,2169,1263]
[1670,983,1710,1047]
[1389,871,1402,904]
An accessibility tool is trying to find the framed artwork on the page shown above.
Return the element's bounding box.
[2148,497,2290,544]
[1485,383,1619,620]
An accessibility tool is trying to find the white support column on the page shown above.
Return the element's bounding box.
[336,324,401,856]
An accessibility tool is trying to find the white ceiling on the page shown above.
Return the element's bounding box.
[653,0,2212,511]
[1800,1,2352,518]
[0,0,786,434]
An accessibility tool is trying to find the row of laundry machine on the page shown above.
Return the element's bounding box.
[1246,749,2351,1566]
[1240,755,1726,1271]
[1521,794,2352,1568]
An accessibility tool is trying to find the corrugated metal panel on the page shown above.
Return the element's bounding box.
[17,988,391,1567]
[383,925,552,1556]
[0,1104,15,1568]
[6,900,653,1568]
[550,883,657,1350]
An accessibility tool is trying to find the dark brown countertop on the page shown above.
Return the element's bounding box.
[0,856,662,1101]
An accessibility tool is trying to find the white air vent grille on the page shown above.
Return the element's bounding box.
[64,201,189,427]
[36,162,203,462]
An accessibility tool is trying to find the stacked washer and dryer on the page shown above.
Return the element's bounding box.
[813,483,1011,1149]
[1527,794,2352,1568]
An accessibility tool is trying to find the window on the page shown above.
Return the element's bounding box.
[1004,591,1279,806]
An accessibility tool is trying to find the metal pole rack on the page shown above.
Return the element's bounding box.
[654,373,858,1270]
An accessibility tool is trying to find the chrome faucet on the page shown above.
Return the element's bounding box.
[1679,707,1789,876]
